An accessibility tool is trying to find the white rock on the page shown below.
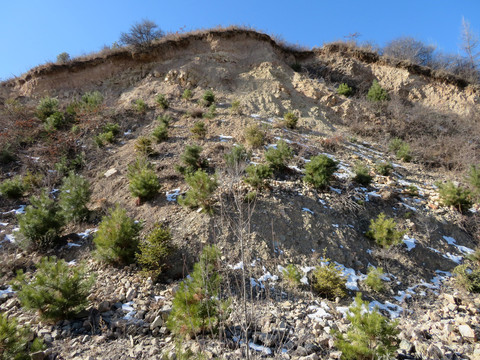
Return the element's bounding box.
[459,324,476,340]
[104,168,118,178]
[125,288,137,301]
[150,316,163,329]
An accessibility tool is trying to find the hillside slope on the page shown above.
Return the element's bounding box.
[1,28,480,359]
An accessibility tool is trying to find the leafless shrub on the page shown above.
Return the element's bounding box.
[119,19,165,50]
[383,37,436,66]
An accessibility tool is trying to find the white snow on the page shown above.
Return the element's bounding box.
[307,303,331,320]
[369,300,403,318]
[443,252,463,264]
[3,205,26,215]
[403,235,416,251]
[0,286,14,296]
[4,227,19,243]
[249,342,272,355]
[66,243,81,248]
[258,272,278,282]
[250,114,261,119]
[334,262,367,291]
[329,186,342,194]
[219,135,233,142]
[302,208,314,214]
[166,188,181,202]
[122,301,134,312]
[77,228,97,239]
[443,235,474,255]
[287,165,303,173]
[400,202,418,212]
[274,137,293,144]
[229,261,244,270]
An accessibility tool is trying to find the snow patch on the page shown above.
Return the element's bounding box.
[229,261,244,270]
[403,235,416,251]
[166,188,181,202]
[249,342,272,355]
[334,262,366,291]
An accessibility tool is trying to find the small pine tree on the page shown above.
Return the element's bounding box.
[244,124,265,148]
[44,111,65,132]
[304,155,338,189]
[230,100,241,115]
[136,224,174,280]
[0,313,44,360]
[281,264,301,288]
[224,145,251,173]
[337,83,353,97]
[375,161,393,176]
[436,181,472,213]
[366,213,405,248]
[58,171,91,223]
[201,90,215,107]
[466,164,480,199]
[365,266,385,292]
[244,164,272,189]
[12,257,94,321]
[353,162,373,186]
[453,263,480,293]
[283,111,298,129]
[182,89,193,100]
[152,123,168,143]
[203,104,217,119]
[134,99,147,113]
[17,191,64,250]
[167,245,228,337]
[312,256,347,300]
[334,293,400,360]
[134,136,155,155]
[81,91,103,111]
[265,140,293,171]
[155,94,169,109]
[94,206,142,265]
[36,97,59,121]
[0,176,25,199]
[176,145,208,175]
[190,121,207,139]
[367,80,389,101]
[178,170,218,212]
[127,158,160,201]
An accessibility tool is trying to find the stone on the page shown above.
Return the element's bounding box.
[126,288,137,301]
[426,344,444,360]
[330,351,342,359]
[459,324,476,340]
[150,316,163,330]
[104,168,118,178]
[30,351,46,360]
[98,301,110,313]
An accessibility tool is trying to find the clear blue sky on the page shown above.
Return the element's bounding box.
[1,0,479,80]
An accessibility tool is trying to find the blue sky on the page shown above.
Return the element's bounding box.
[1,0,479,80]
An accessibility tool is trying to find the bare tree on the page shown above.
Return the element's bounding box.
[383,36,436,66]
[119,19,164,50]
[461,17,480,72]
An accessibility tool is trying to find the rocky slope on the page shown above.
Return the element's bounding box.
[1,28,480,359]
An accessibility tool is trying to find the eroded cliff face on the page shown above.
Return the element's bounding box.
[3,29,478,121]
